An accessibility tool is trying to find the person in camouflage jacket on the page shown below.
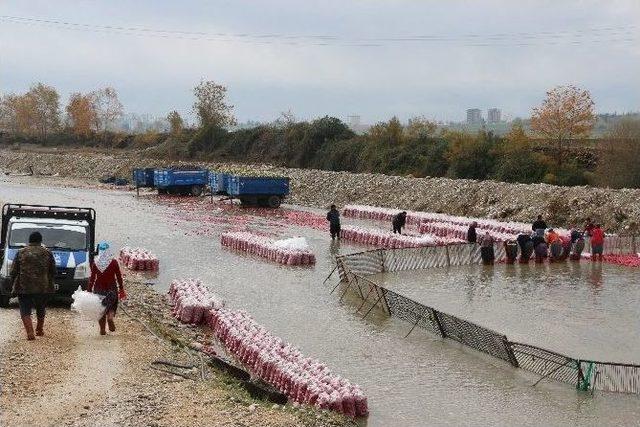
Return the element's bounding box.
[10,231,56,340]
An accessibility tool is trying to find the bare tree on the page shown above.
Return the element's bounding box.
[90,87,123,132]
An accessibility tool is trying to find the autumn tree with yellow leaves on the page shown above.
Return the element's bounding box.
[66,93,97,137]
[530,85,596,166]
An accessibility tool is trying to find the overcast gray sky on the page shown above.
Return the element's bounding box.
[1,1,639,123]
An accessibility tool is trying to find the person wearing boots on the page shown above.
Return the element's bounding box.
[88,242,126,335]
[10,231,56,340]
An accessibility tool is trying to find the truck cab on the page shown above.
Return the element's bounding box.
[0,204,96,307]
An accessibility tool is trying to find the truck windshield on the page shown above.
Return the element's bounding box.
[8,223,87,251]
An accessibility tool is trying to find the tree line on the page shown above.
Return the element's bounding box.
[1,81,639,189]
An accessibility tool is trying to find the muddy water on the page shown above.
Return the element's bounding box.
[372,263,640,362]
[2,177,639,426]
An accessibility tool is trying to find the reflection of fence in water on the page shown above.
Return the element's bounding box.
[335,246,640,395]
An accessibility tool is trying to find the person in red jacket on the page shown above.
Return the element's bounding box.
[590,224,605,262]
[88,243,126,335]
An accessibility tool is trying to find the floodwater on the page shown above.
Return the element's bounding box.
[371,263,640,362]
[1,176,639,427]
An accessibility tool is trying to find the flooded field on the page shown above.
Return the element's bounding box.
[2,176,639,426]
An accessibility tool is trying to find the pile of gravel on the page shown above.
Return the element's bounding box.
[1,149,638,232]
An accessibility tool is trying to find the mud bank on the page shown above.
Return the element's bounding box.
[1,148,638,232]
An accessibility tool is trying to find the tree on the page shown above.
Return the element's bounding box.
[167,110,184,134]
[405,116,437,140]
[530,85,595,166]
[192,80,236,128]
[368,117,404,144]
[597,117,640,188]
[66,93,97,137]
[28,83,60,139]
[0,93,37,136]
[90,87,123,132]
[445,131,496,179]
[492,124,548,184]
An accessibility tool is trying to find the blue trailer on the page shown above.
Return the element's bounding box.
[132,168,155,188]
[227,176,290,208]
[209,172,231,195]
[154,169,209,196]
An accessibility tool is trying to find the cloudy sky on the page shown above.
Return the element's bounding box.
[1,1,639,123]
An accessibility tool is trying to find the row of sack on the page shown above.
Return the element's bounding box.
[339,225,453,248]
[167,278,368,418]
[419,222,517,242]
[118,247,160,271]
[342,204,540,235]
[221,232,316,266]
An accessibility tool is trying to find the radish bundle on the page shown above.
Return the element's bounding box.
[168,278,225,325]
[221,232,316,266]
[207,308,368,417]
[118,247,160,271]
[340,225,456,248]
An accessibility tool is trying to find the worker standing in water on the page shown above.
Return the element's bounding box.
[392,211,408,234]
[479,232,495,265]
[326,205,341,240]
[590,224,605,261]
[467,221,478,243]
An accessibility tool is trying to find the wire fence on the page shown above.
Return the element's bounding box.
[335,246,640,395]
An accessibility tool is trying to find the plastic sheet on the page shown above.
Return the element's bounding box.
[71,287,106,321]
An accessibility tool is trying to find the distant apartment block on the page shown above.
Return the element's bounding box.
[487,108,502,124]
[466,108,482,125]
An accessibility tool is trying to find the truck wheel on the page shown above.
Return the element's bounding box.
[0,295,10,308]
[267,196,282,208]
[190,185,203,196]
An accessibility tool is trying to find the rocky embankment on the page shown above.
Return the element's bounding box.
[1,148,638,232]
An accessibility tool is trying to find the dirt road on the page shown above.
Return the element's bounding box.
[0,285,352,427]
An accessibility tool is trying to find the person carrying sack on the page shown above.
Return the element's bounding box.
[10,231,56,340]
[88,242,126,335]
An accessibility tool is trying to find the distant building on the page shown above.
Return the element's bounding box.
[347,115,361,129]
[487,108,501,124]
[466,109,482,125]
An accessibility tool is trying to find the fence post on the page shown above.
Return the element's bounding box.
[431,310,447,338]
[504,339,519,368]
[445,245,451,267]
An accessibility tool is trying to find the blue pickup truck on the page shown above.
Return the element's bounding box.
[227,176,290,208]
[154,169,209,196]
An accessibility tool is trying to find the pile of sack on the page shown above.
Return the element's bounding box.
[166,278,368,417]
[340,225,448,248]
[207,308,368,417]
[118,247,160,271]
[168,278,225,324]
[220,232,316,266]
